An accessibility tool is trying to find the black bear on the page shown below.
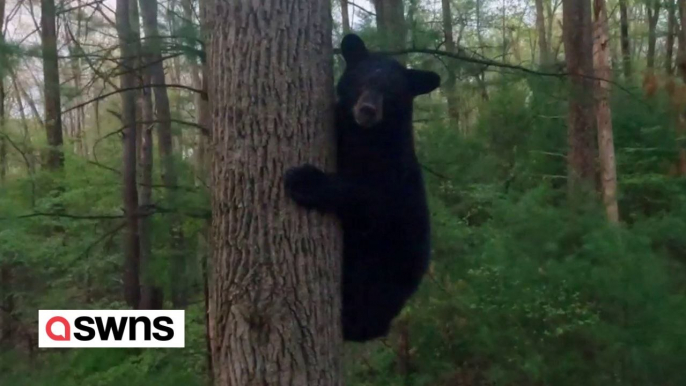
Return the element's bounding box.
[284,34,440,342]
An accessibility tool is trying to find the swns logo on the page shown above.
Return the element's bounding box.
[38,310,184,348]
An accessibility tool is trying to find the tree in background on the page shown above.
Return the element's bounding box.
[667,0,677,74]
[373,0,406,53]
[40,0,63,170]
[646,0,661,70]
[535,0,550,67]
[441,0,461,132]
[116,0,142,309]
[619,0,632,79]
[562,0,596,193]
[206,0,342,384]
[593,0,619,223]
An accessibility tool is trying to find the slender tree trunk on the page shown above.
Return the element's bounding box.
[0,0,6,184]
[182,0,210,185]
[675,1,686,174]
[138,83,161,309]
[0,263,13,348]
[678,1,686,80]
[116,0,141,309]
[11,70,43,127]
[341,0,350,34]
[206,0,342,384]
[563,0,597,192]
[41,0,64,170]
[133,0,162,309]
[475,0,489,100]
[373,0,406,53]
[647,0,661,70]
[545,0,555,59]
[64,8,85,157]
[593,0,619,223]
[0,0,12,348]
[619,0,632,79]
[139,0,187,308]
[535,0,550,67]
[11,76,35,174]
[667,0,677,74]
[441,0,460,132]
[195,0,212,377]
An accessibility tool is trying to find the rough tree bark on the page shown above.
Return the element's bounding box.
[206,0,342,384]
[535,0,550,67]
[646,0,661,69]
[116,0,141,309]
[593,0,620,223]
[563,0,597,192]
[41,0,64,169]
[619,0,632,79]
[139,0,187,308]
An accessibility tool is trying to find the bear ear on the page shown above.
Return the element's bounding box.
[407,69,441,96]
[341,34,369,66]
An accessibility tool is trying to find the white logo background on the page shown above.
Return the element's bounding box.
[38,310,185,348]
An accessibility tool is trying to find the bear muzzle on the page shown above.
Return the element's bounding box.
[353,91,383,128]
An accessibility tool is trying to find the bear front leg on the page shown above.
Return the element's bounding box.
[284,164,339,212]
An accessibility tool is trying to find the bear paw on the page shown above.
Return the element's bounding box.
[284,164,329,209]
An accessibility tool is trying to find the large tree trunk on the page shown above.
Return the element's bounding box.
[373,0,406,52]
[139,0,187,308]
[619,0,632,79]
[647,0,661,70]
[441,0,460,132]
[116,0,141,309]
[563,0,597,192]
[41,0,64,170]
[535,0,550,67]
[667,0,677,74]
[593,0,620,223]
[206,0,342,384]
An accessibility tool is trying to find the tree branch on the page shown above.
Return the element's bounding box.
[62,84,205,115]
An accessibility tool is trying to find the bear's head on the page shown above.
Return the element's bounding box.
[337,34,440,128]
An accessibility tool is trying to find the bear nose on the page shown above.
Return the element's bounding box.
[358,104,377,117]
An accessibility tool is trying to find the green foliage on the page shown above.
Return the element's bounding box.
[3,4,686,385]
[0,305,208,386]
[345,80,686,386]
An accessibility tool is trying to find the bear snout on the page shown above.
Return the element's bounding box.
[353,91,383,128]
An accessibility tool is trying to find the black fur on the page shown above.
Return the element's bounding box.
[284,34,440,342]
